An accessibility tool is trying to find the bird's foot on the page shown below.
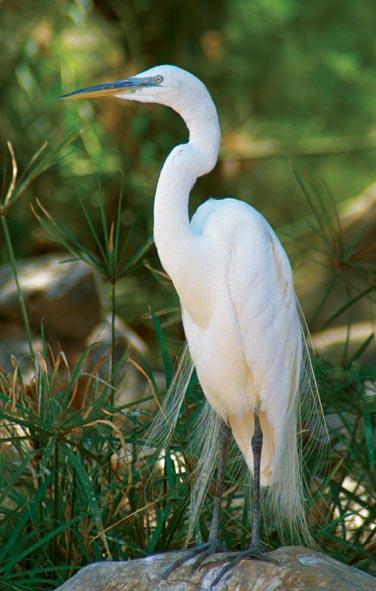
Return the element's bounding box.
[208,543,276,589]
[160,540,225,579]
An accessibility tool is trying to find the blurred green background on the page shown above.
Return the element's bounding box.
[2,0,376,346]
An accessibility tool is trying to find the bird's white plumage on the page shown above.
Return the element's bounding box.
[64,64,321,541]
[183,197,302,485]
[124,66,303,488]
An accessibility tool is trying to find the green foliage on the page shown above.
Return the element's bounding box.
[315,358,376,572]
[0,143,375,590]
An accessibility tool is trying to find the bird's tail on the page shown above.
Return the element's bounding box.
[265,315,328,546]
[187,400,222,541]
[144,342,194,453]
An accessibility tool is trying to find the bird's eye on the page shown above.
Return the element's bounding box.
[154,75,163,84]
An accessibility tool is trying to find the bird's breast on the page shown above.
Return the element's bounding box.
[181,295,254,421]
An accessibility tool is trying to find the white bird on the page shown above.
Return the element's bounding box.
[63,65,323,579]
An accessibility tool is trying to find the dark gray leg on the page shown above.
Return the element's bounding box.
[208,420,232,543]
[250,412,263,549]
[209,411,273,590]
[160,419,231,578]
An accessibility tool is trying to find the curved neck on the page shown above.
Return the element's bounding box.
[153,95,220,281]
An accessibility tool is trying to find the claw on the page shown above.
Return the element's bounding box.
[209,545,276,589]
[195,548,219,572]
[160,542,224,579]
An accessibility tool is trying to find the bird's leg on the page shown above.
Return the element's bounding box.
[160,420,231,578]
[207,419,232,545]
[249,411,263,552]
[208,411,275,589]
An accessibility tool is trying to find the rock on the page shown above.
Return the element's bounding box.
[53,546,376,590]
[0,254,107,388]
[0,255,154,413]
[0,254,103,345]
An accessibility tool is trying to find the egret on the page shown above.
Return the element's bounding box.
[63,65,323,581]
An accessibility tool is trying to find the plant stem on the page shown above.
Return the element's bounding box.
[52,440,59,568]
[110,282,116,403]
[1,216,35,368]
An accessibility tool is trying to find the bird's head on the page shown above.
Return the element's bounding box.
[63,64,221,169]
[62,64,209,115]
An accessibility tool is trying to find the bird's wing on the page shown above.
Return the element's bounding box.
[228,210,302,423]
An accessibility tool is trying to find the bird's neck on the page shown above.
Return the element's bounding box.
[153,98,220,284]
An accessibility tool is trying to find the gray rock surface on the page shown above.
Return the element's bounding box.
[53,546,376,591]
[0,254,103,346]
[0,254,154,411]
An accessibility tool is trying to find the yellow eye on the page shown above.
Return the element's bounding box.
[154,75,163,84]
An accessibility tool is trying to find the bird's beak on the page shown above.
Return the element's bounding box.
[62,76,153,101]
